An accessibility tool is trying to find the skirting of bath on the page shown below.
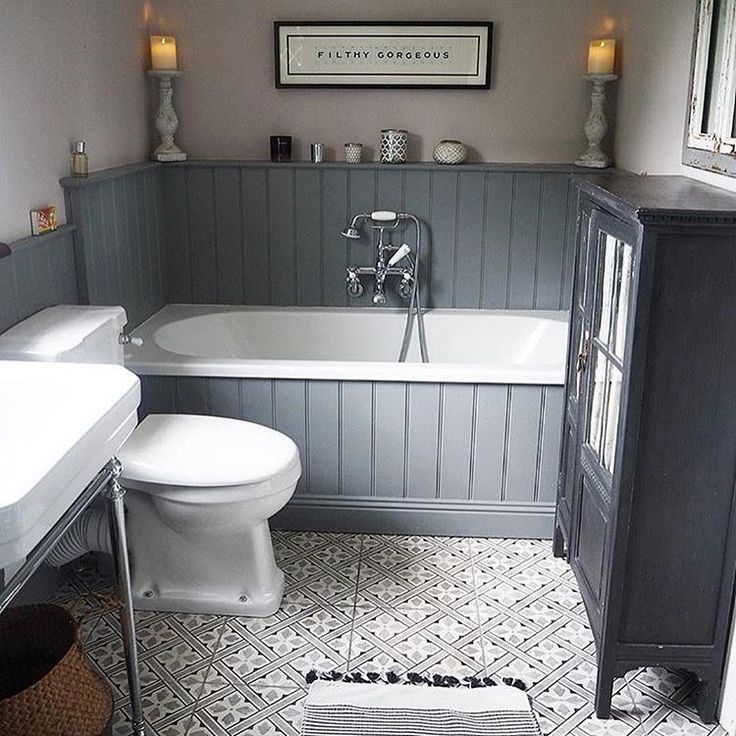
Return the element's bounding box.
[127,305,569,537]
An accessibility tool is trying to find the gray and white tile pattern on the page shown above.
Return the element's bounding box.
[54,533,729,736]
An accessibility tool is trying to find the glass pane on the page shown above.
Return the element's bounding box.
[612,242,633,359]
[702,0,727,135]
[578,212,590,309]
[586,349,607,457]
[596,234,616,344]
[602,364,623,474]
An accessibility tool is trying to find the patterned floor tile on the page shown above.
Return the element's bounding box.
[60,532,726,736]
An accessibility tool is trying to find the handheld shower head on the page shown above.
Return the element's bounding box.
[341,213,369,239]
[341,226,362,239]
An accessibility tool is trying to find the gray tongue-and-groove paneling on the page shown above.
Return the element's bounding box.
[138,374,563,537]
[0,226,79,333]
[159,162,577,311]
[62,162,166,329]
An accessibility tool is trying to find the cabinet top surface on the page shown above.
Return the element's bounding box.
[573,172,736,224]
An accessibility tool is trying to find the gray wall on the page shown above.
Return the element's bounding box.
[160,161,577,311]
[140,375,564,537]
[63,163,166,329]
[0,0,151,242]
[147,0,617,163]
[0,226,79,334]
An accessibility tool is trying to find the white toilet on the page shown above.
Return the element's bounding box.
[0,305,301,616]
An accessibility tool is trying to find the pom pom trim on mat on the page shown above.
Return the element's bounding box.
[306,669,527,691]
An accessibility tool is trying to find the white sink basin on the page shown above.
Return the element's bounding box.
[0,361,140,569]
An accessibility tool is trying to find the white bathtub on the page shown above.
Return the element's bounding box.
[126,305,568,385]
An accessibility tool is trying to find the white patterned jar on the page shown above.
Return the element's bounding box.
[344,143,363,164]
[433,139,467,165]
[380,129,408,164]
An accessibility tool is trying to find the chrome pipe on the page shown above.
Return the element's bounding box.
[105,458,146,736]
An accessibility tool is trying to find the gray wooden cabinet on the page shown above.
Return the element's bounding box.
[554,172,736,723]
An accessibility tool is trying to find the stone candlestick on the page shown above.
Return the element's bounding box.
[575,73,617,169]
[148,70,186,162]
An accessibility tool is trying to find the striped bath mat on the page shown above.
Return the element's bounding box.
[301,679,542,736]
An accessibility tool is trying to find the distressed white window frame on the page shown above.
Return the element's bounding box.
[684,0,736,175]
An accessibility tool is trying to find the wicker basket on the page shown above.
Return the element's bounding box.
[0,603,113,736]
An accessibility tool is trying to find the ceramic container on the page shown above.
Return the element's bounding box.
[433,139,467,165]
[345,143,363,164]
[380,129,408,164]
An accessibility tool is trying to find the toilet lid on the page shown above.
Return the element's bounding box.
[118,414,300,487]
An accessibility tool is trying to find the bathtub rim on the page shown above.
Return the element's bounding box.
[126,304,569,386]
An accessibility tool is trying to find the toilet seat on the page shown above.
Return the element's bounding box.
[118,414,301,501]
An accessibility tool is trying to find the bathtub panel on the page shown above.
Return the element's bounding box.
[274,380,308,493]
[504,385,544,502]
[161,167,192,304]
[136,374,557,537]
[322,169,349,308]
[214,168,245,304]
[508,174,543,310]
[307,381,340,494]
[174,376,210,415]
[405,383,441,499]
[240,378,275,428]
[536,174,571,310]
[537,387,564,502]
[295,169,322,307]
[471,384,508,502]
[241,168,270,305]
[139,376,176,417]
[340,382,374,497]
[439,384,475,500]
[455,172,486,309]
[268,168,296,306]
[481,173,513,309]
[429,171,459,308]
[373,382,407,498]
[207,378,241,420]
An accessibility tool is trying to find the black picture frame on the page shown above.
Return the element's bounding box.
[274,21,493,90]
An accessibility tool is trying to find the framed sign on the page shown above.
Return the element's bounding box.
[274,21,493,89]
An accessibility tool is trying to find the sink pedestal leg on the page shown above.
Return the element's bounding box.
[106,458,146,736]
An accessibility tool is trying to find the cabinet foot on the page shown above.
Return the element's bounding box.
[552,525,566,559]
[695,678,718,724]
[594,667,614,719]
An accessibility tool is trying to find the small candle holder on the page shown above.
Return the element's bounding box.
[575,73,617,169]
[148,69,186,162]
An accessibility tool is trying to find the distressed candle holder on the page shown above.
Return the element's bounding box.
[575,74,617,169]
[148,69,186,162]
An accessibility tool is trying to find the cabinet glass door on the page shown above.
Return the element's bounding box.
[570,210,636,609]
[584,227,634,477]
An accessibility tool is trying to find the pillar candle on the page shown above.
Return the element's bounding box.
[587,39,616,75]
[150,35,178,71]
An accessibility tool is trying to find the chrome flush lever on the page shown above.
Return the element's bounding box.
[119,332,143,347]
